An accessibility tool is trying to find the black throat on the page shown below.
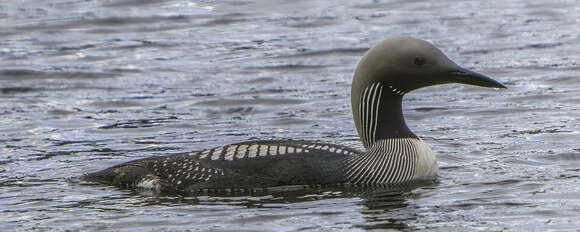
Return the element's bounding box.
[375,92,417,140]
[357,82,417,149]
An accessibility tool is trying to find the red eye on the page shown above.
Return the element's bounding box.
[414,56,426,66]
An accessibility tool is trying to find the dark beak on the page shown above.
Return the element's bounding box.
[448,67,507,89]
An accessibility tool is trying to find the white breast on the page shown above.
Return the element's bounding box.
[410,138,438,180]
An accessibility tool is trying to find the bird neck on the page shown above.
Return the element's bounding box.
[343,137,436,184]
[352,82,416,149]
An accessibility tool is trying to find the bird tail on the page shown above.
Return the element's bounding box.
[81,163,153,189]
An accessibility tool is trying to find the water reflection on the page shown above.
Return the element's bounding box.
[3,0,580,230]
[104,181,437,229]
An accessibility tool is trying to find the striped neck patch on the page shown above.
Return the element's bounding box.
[343,138,433,184]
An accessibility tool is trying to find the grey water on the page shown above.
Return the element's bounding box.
[1,0,580,231]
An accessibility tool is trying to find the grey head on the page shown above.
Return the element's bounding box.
[351,36,506,149]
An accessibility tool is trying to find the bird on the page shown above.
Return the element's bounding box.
[82,36,506,192]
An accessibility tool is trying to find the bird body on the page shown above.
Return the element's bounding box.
[87,140,359,191]
[83,36,505,191]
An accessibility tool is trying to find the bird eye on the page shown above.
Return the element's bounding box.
[414,56,426,66]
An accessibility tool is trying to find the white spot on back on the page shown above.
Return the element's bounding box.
[259,145,269,156]
[211,147,223,160]
[224,145,236,161]
[248,144,259,158]
[269,146,278,155]
[237,145,248,159]
[136,174,162,190]
[199,149,211,159]
[278,146,287,155]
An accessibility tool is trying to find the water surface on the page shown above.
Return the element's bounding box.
[1,0,580,231]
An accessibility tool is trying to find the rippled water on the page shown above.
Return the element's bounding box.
[1,0,580,231]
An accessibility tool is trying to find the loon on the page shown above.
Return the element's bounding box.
[82,36,506,192]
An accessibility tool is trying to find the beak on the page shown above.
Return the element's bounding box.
[447,67,507,89]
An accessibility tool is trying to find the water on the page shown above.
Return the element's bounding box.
[1,0,580,231]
